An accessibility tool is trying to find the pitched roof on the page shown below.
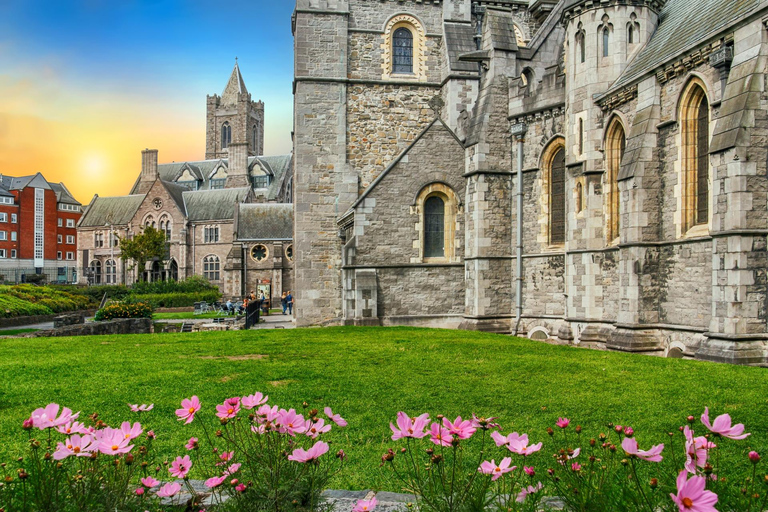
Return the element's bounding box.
[221,61,248,104]
[605,0,759,94]
[78,195,146,227]
[0,173,51,191]
[0,184,13,198]
[182,187,251,222]
[160,180,187,216]
[444,23,478,72]
[49,183,81,205]
[486,9,519,51]
[236,203,293,240]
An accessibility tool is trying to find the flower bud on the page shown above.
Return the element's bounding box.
[18,471,28,480]
[216,430,223,437]
[678,426,685,432]
[336,450,346,460]
[220,418,229,426]
[575,425,582,434]
[135,488,145,496]
[524,466,535,477]
[236,483,246,492]
[609,444,617,452]
[125,454,134,465]
[649,478,658,489]
[141,461,148,468]
[22,419,33,430]
[620,459,628,466]
[451,438,460,447]
[426,448,434,455]
[436,414,444,420]
[598,433,607,441]
[687,416,695,424]
[309,409,319,418]
[764,475,768,485]
[547,427,554,436]
[231,479,239,486]
[590,439,596,447]
[400,448,407,454]
[749,451,761,464]
[146,431,155,440]
[302,402,309,409]
[547,468,554,475]
[43,452,51,460]
[382,451,395,463]
[704,463,713,475]
[614,425,623,433]
[589,456,596,463]
[623,427,634,437]
[431,454,443,464]
[741,488,748,495]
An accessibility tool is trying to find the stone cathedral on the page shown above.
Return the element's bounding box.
[292,0,768,365]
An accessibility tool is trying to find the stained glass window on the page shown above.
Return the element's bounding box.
[424,196,445,258]
[695,95,709,225]
[550,148,566,245]
[393,28,413,74]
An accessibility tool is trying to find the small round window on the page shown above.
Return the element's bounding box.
[285,244,293,261]
[251,244,268,262]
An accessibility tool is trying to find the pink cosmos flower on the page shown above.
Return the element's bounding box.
[478,458,516,481]
[507,437,543,456]
[236,483,247,492]
[205,475,227,488]
[53,435,95,460]
[670,470,719,512]
[523,466,535,477]
[185,437,199,450]
[120,421,143,440]
[242,393,268,409]
[146,430,155,440]
[516,482,543,503]
[571,462,582,472]
[156,482,182,498]
[288,440,329,463]
[169,455,192,479]
[56,421,89,436]
[684,426,715,474]
[305,418,332,438]
[492,431,528,448]
[141,476,160,488]
[128,404,154,412]
[219,451,234,462]
[324,407,347,427]
[256,404,280,423]
[556,418,570,429]
[567,448,581,460]
[276,409,307,436]
[252,424,266,435]
[700,407,750,440]
[175,396,201,424]
[749,451,760,463]
[443,416,476,440]
[428,422,454,447]
[97,429,134,455]
[621,437,664,462]
[22,418,33,429]
[352,497,377,512]
[30,404,79,430]
[390,412,430,441]
[225,463,241,476]
[215,399,240,419]
[471,414,500,430]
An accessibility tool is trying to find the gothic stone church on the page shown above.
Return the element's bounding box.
[77,63,294,301]
[293,0,768,365]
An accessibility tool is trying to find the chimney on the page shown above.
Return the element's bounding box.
[141,149,158,182]
[225,142,250,188]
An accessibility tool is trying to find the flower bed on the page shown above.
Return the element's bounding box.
[0,284,94,318]
[94,301,153,321]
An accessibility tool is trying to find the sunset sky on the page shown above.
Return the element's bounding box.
[0,1,295,204]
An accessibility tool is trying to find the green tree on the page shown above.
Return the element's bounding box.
[118,226,167,282]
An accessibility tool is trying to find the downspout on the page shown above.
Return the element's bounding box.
[511,123,527,336]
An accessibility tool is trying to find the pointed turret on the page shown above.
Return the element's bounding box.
[221,60,249,105]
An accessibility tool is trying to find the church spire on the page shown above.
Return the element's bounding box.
[221,59,249,104]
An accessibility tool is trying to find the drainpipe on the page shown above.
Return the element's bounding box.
[510,123,527,336]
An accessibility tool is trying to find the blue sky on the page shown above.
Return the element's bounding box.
[0,1,296,201]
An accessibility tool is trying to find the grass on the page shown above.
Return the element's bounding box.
[0,328,39,336]
[0,327,765,491]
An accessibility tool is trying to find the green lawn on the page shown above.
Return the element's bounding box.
[0,328,40,336]
[0,327,765,491]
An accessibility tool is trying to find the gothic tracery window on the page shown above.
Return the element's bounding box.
[680,80,710,232]
[221,122,232,149]
[424,196,445,258]
[549,146,566,245]
[605,118,626,243]
[203,255,220,281]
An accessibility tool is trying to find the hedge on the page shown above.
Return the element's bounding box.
[0,285,96,318]
[128,291,221,308]
[94,302,153,321]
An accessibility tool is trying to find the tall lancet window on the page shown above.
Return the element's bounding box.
[221,122,232,149]
[424,196,445,258]
[393,28,413,74]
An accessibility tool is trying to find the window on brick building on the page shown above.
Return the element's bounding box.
[11,214,16,223]
[0,213,7,223]
[66,219,75,228]
[0,231,7,241]
[10,249,16,259]
[605,118,625,243]
[0,249,6,258]
[203,255,220,281]
[58,234,63,244]
[57,251,62,260]
[58,218,62,227]
[94,233,104,248]
[11,232,16,242]
[0,197,12,205]
[66,235,75,244]
[66,252,74,260]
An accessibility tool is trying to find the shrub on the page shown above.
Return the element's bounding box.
[0,293,53,318]
[94,302,153,321]
[0,285,96,318]
[129,291,221,308]
[131,276,219,295]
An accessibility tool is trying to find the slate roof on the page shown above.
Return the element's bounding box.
[605,0,759,94]
[236,203,293,240]
[486,9,519,51]
[50,183,81,205]
[444,23,478,72]
[0,174,50,191]
[182,187,251,222]
[79,195,146,227]
[160,180,188,216]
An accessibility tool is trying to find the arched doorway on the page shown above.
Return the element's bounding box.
[169,259,178,282]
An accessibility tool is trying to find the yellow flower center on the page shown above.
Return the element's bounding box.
[188,407,195,414]
[494,467,501,472]
[66,444,72,450]
[228,408,234,414]
[73,447,80,453]
[111,445,119,451]
[682,497,694,508]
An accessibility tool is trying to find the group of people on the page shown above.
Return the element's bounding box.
[223,290,293,316]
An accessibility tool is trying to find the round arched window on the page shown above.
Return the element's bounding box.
[251,244,269,262]
[285,244,293,261]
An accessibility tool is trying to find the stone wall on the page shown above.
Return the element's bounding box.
[26,318,153,338]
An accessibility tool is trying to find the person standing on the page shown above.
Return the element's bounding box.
[280,292,288,315]
[287,291,293,315]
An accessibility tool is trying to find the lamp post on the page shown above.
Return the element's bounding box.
[510,122,527,336]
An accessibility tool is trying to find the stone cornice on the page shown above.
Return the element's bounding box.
[596,85,637,112]
[508,104,565,125]
[562,0,666,22]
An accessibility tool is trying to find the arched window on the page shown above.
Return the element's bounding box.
[602,28,610,57]
[252,124,257,149]
[549,147,566,245]
[578,118,584,155]
[627,25,634,44]
[605,118,626,243]
[90,260,102,285]
[221,122,232,149]
[203,255,220,281]
[105,259,116,284]
[680,81,710,231]
[576,28,585,64]
[424,196,445,258]
[160,215,171,240]
[169,259,179,282]
[576,182,583,214]
[144,215,154,228]
[392,27,413,74]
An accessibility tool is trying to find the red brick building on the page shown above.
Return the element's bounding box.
[0,173,82,283]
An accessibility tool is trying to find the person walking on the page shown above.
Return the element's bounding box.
[287,291,293,315]
[280,292,288,315]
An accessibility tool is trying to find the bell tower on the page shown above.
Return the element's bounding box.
[205,60,265,160]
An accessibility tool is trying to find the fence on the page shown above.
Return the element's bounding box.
[0,266,78,285]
